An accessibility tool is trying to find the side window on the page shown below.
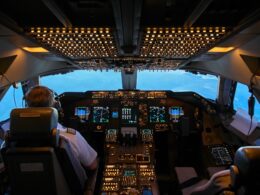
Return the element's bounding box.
[234,83,260,121]
[0,84,24,121]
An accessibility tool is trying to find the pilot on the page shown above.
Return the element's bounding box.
[1,85,98,171]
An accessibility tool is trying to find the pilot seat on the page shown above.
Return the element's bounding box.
[1,107,97,195]
[175,146,260,195]
[230,146,260,195]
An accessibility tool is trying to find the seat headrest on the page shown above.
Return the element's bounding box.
[231,146,260,193]
[234,146,260,181]
[9,107,58,146]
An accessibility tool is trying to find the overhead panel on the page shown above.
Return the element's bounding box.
[26,26,229,70]
[140,27,227,59]
[27,27,118,59]
[75,58,183,71]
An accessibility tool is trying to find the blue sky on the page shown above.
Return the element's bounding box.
[0,70,259,121]
[40,70,218,100]
[41,70,122,93]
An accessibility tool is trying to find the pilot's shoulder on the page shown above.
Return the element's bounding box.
[57,123,76,135]
[66,127,76,135]
[0,119,10,131]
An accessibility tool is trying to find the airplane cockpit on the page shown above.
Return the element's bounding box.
[0,0,260,194]
[59,90,235,194]
[1,87,260,195]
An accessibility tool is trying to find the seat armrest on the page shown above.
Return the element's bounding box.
[175,167,198,184]
[84,158,99,195]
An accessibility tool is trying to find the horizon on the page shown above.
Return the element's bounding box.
[0,70,259,122]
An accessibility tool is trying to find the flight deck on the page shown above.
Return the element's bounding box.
[58,90,237,194]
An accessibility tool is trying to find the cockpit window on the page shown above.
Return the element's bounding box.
[137,70,218,100]
[234,83,260,121]
[40,70,122,94]
[0,84,24,121]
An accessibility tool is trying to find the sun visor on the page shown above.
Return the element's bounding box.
[240,55,260,76]
[0,55,17,74]
[240,55,260,102]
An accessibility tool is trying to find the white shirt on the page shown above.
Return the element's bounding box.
[1,121,97,168]
[57,123,97,168]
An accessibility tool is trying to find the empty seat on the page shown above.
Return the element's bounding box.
[175,167,208,195]
[190,169,231,195]
[230,146,260,195]
[176,146,260,195]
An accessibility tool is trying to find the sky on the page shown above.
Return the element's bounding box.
[0,70,259,121]
[40,69,218,100]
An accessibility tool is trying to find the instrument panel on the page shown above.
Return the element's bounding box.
[93,106,110,123]
[149,106,166,123]
[58,90,213,194]
[60,90,200,133]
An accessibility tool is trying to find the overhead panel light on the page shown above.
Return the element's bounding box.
[22,47,49,53]
[141,27,228,58]
[208,47,234,53]
[27,27,117,59]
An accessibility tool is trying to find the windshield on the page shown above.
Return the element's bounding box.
[137,70,218,100]
[41,70,218,99]
[40,70,122,94]
[0,70,220,121]
[41,70,218,100]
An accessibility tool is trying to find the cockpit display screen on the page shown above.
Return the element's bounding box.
[149,106,166,123]
[112,111,119,119]
[121,107,137,124]
[141,129,152,135]
[123,169,136,176]
[93,106,110,123]
[169,106,184,122]
[74,107,90,120]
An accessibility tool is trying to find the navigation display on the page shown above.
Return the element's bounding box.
[93,106,110,123]
[121,107,137,124]
[74,107,90,120]
[149,106,166,123]
[141,129,152,135]
[169,106,184,122]
[123,169,136,176]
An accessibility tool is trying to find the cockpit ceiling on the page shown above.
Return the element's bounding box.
[1,0,260,70]
[27,26,227,69]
